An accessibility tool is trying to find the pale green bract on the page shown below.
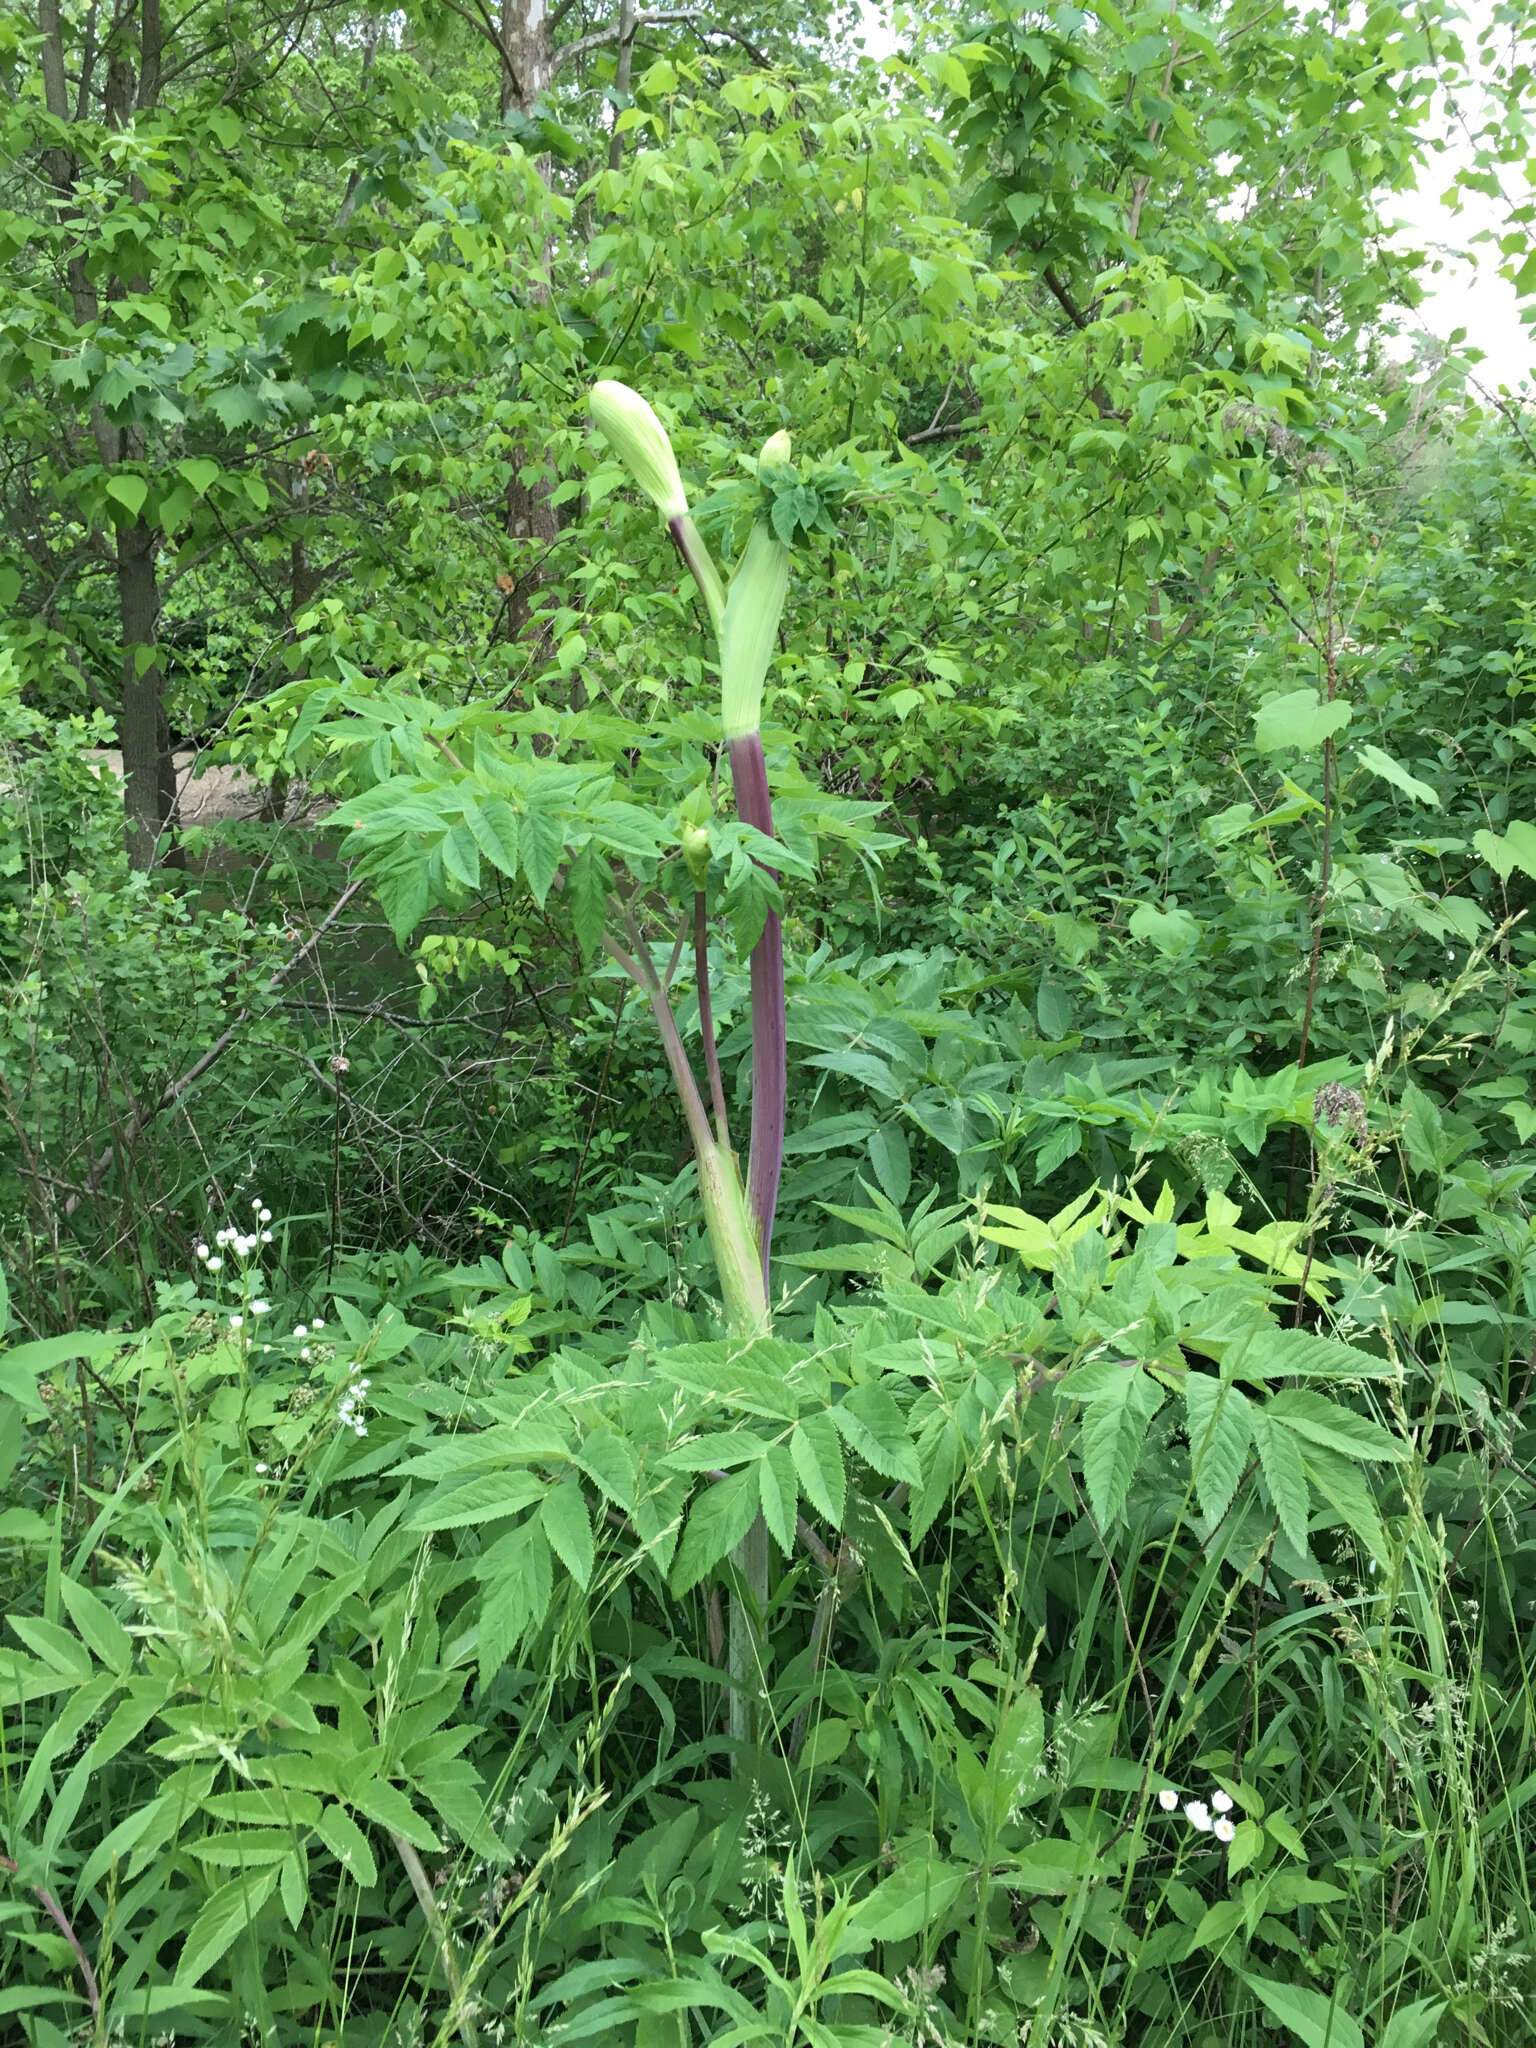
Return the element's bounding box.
[589,379,688,521]
[720,521,790,741]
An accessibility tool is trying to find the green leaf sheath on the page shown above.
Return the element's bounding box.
[727,731,786,1286]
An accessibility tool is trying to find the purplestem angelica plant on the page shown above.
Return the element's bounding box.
[589,381,793,1743]
[589,381,790,1295]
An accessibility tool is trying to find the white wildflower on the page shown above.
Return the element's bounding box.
[294,1325,308,1339]
[1212,1791,1233,1813]
[206,1256,223,1273]
[1158,1789,1179,1812]
[1213,1817,1236,1844]
[229,1315,244,1331]
[251,1300,270,1316]
[1184,1801,1212,1832]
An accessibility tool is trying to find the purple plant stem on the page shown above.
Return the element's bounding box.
[727,731,785,1287]
[0,1853,100,2022]
[694,890,732,1150]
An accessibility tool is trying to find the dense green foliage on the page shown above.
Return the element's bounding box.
[3,0,1536,2041]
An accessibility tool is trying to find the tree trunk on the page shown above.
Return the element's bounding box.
[500,0,553,115]
[499,0,560,649]
[43,0,173,869]
[117,512,167,871]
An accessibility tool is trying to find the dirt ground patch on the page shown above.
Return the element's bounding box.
[85,750,321,825]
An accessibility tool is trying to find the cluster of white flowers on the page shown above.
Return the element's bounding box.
[337,1371,370,1437]
[195,1198,274,1275]
[1158,1784,1238,1844]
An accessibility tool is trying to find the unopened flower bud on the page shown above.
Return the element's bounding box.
[680,821,712,888]
[590,380,688,521]
[758,429,792,469]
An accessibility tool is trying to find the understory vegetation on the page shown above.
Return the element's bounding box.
[3,0,1536,2042]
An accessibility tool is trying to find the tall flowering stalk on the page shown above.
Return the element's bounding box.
[589,382,794,1746]
[589,382,791,1291]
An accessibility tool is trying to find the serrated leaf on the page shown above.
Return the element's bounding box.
[314,1803,378,1889]
[1077,1365,1164,1528]
[407,1470,545,1530]
[467,797,520,878]
[1232,1327,1397,1381]
[664,1430,767,1474]
[540,1473,595,1588]
[758,1442,798,1554]
[348,1778,442,1851]
[791,1411,846,1525]
[175,1867,279,1984]
[1251,1410,1310,1554]
[1296,1441,1387,1556]
[1182,1375,1253,1523]
[831,1385,919,1486]
[520,801,565,907]
[574,1427,636,1511]
[565,841,610,960]
[1266,1389,1407,1462]
[670,1467,761,1595]
[440,822,480,891]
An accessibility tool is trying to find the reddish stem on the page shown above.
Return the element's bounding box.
[726,732,786,1285]
[0,1852,101,2022]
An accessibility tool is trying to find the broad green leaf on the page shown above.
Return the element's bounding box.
[1376,1998,1447,2048]
[1239,1973,1364,2048]
[58,1576,133,1674]
[541,1473,595,1588]
[1354,743,1439,807]
[1182,1374,1252,1523]
[1005,1837,1096,1892]
[1128,902,1199,956]
[1253,688,1352,753]
[177,457,221,496]
[800,1717,854,1769]
[791,1411,846,1525]
[175,1868,280,1984]
[853,1856,970,1942]
[981,1688,1046,1831]
[1473,820,1536,882]
[105,473,149,519]
[671,1467,761,1595]
[1077,1364,1164,1528]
